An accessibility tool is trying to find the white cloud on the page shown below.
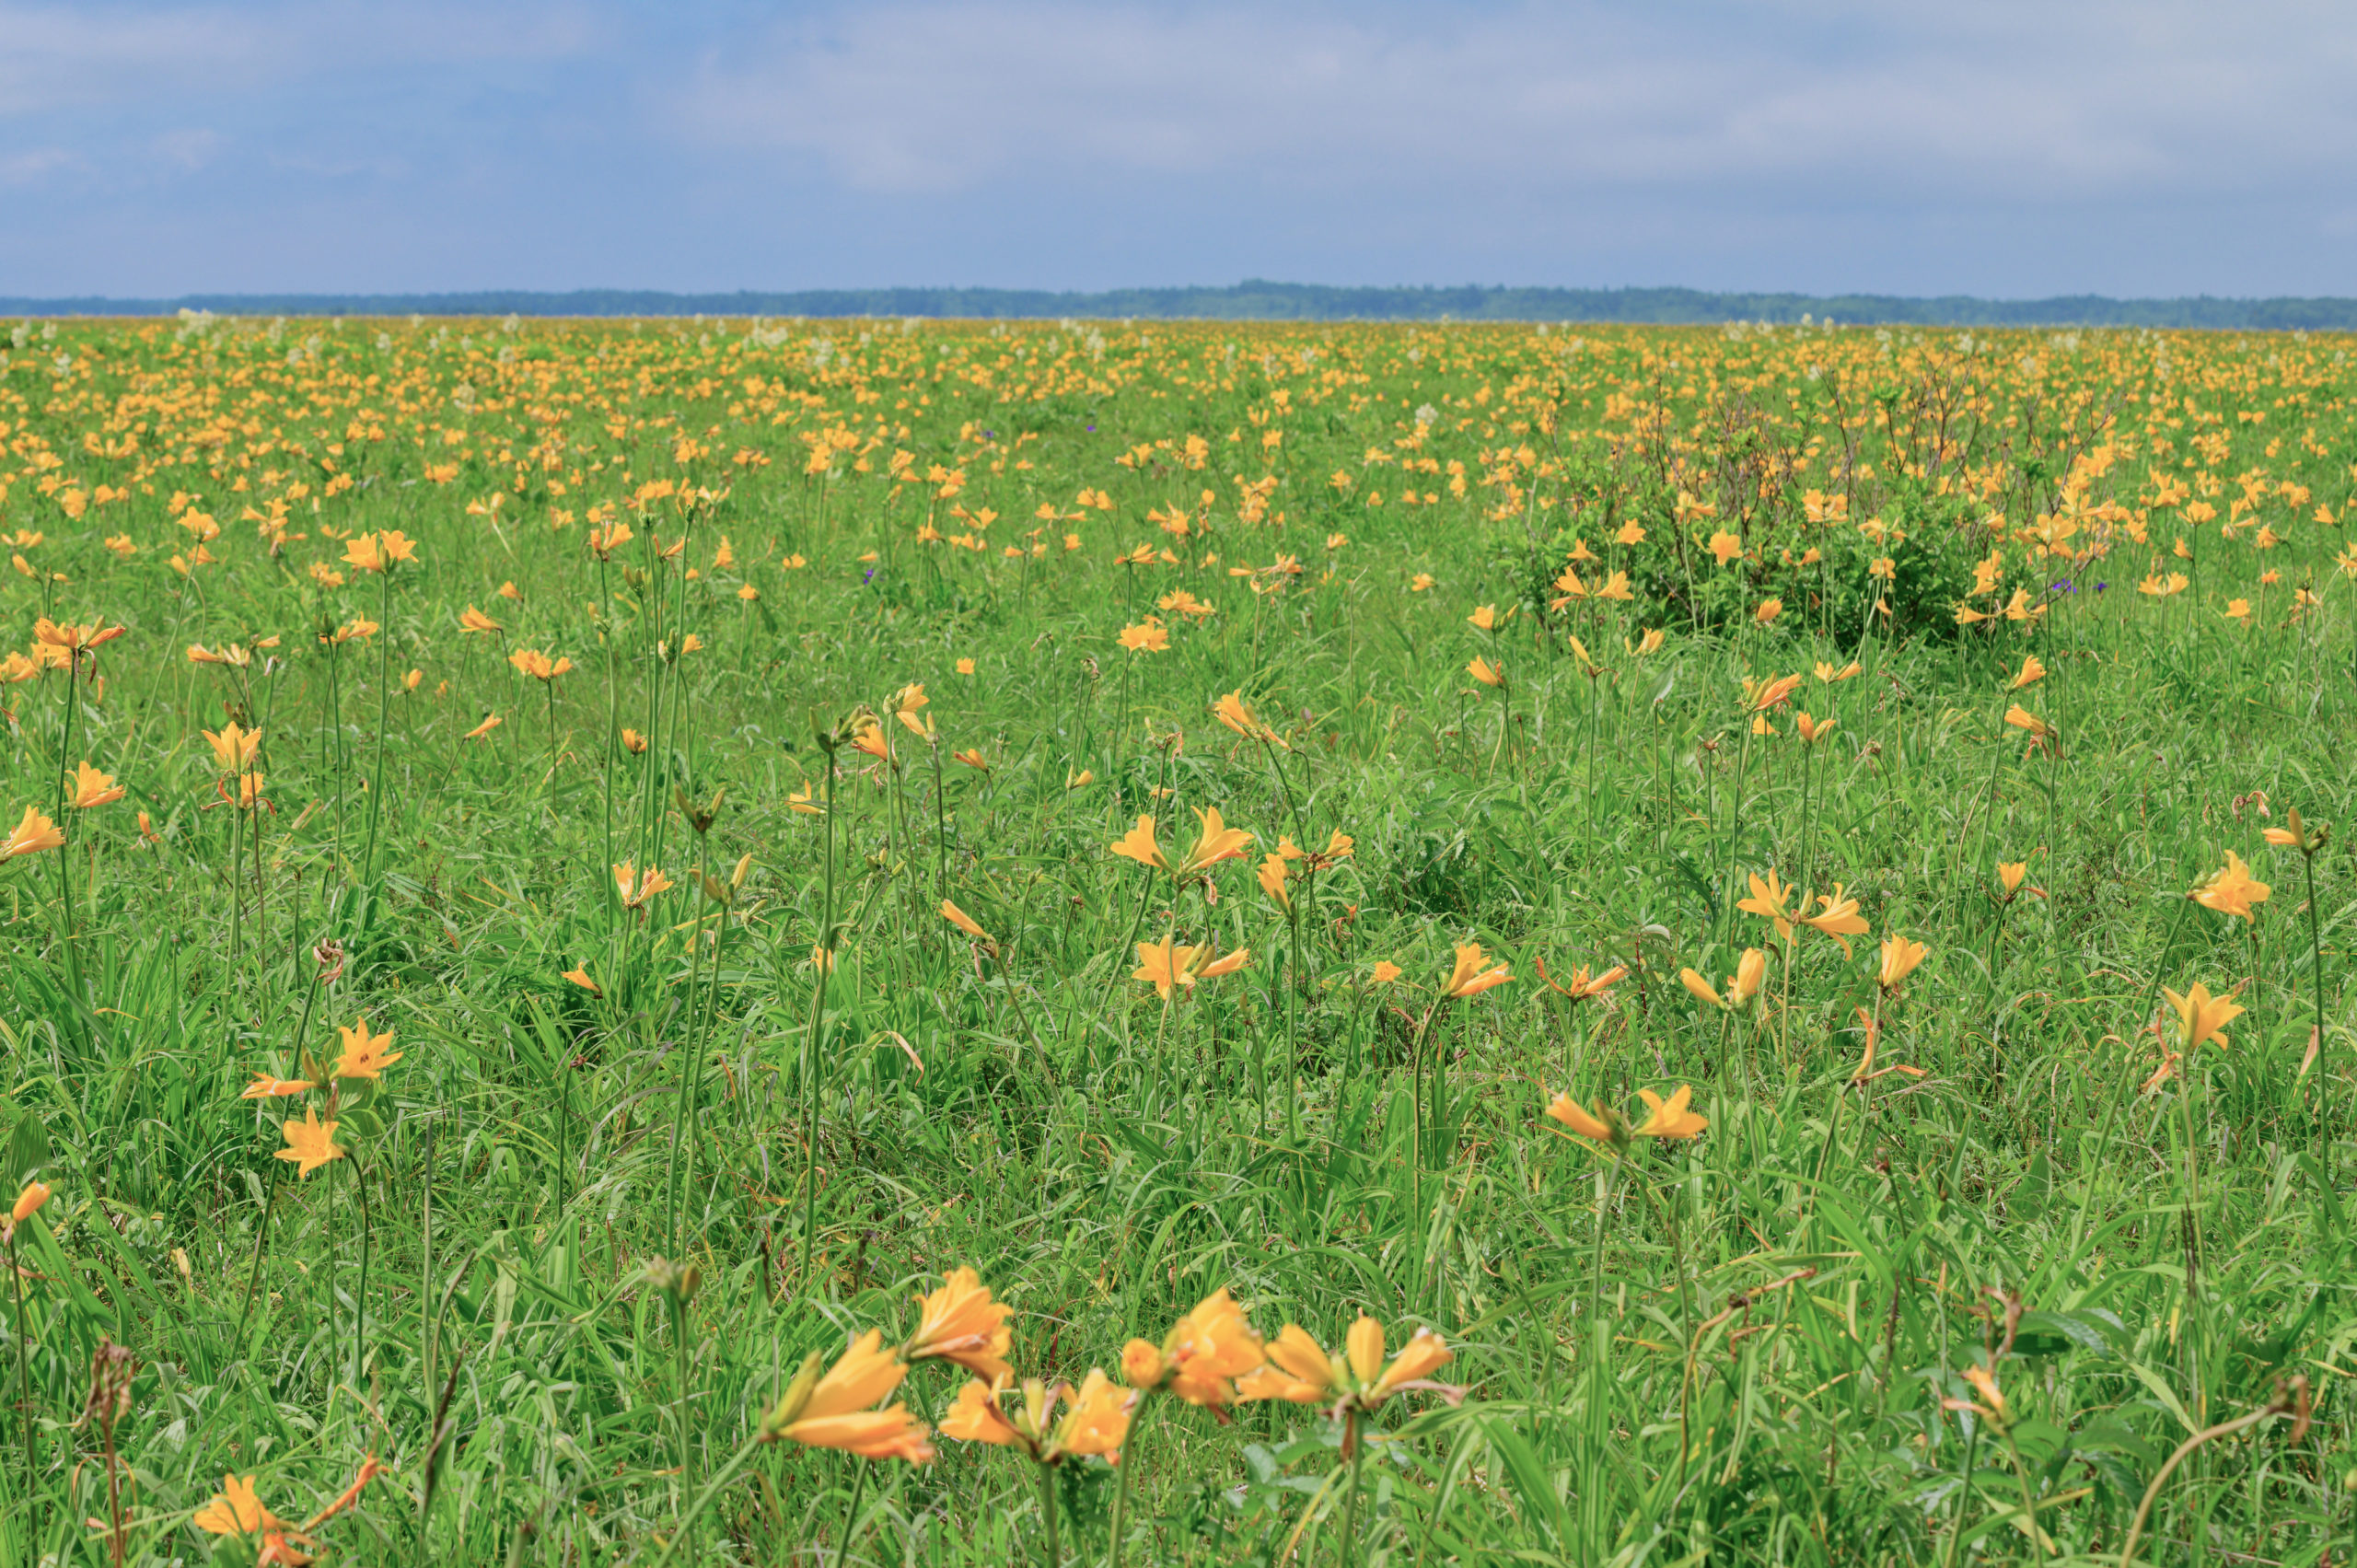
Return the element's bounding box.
[152,126,220,168]
[0,1,601,118]
[669,0,2357,205]
[0,144,78,184]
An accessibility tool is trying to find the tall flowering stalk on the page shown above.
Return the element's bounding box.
[345,528,416,885]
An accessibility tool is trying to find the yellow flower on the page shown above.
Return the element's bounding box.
[1468,655,1504,688]
[1109,815,1167,870]
[1709,530,1744,566]
[905,1266,1014,1382]
[1213,689,1286,748]
[1737,869,1794,942]
[2163,981,2243,1051]
[1753,598,1782,625]
[0,806,64,860]
[1441,942,1513,999]
[509,648,573,681]
[10,1180,51,1224]
[1239,1315,1453,1412]
[1678,968,1724,1007]
[1997,861,2029,895]
[332,1017,402,1080]
[1257,853,1290,908]
[1632,1085,1708,1139]
[1123,1286,1264,1410]
[563,966,600,995]
[1535,957,1626,1001]
[1544,1092,1615,1143]
[2189,850,2270,923]
[941,900,991,942]
[763,1329,935,1463]
[1877,935,1928,991]
[275,1108,345,1179]
[1799,884,1870,957]
[1794,711,1836,745]
[2007,655,2046,691]
[614,862,673,911]
[68,762,123,808]
[459,606,503,634]
[203,722,262,773]
[1347,1316,1453,1406]
[1177,807,1253,874]
[1745,673,1802,713]
[942,1369,1131,1462]
[193,1473,289,1536]
[2003,705,2054,744]
[1132,938,1197,1000]
[1118,619,1170,653]
[1370,960,1402,985]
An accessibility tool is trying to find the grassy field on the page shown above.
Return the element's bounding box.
[0,310,2352,1565]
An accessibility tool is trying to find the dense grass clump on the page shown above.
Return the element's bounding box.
[0,311,2351,1564]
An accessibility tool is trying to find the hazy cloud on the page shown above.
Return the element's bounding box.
[0,0,2351,297]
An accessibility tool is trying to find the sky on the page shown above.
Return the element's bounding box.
[2,0,2353,300]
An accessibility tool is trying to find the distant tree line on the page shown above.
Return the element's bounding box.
[6,280,2354,328]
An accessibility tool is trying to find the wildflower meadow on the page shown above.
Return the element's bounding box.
[0,309,2353,1564]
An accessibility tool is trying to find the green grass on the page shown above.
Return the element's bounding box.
[0,311,2351,1565]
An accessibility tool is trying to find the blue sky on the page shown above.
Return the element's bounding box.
[2,0,2352,299]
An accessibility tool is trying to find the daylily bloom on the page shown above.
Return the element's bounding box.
[941,1368,1129,1462]
[332,1017,401,1080]
[1544,1092,1617,1144]
[1177,807,1253,874]
[276,1108,345,1178]
[193,1474,291,1537]
[2003,705,2055,748]
[203,722,262,773]
[1469,604,1496,631]
[1121,1287,1265,1411]
[510,648,573,681]
[563,966,600,995]
[10,1181,51,1224]
[1877,935,1928,990]
[1632,1086,1709,1139]
[1237,1316,1457,1415]
[1744,673,1803,713]
[33,618,126,657]
[1737,870,1795,942]
[1468,656,1504,688]
[1257,854,1290,908]
[1213,690,1286,748]
[1110,815,1168,870]
[0,806,63,859]
[1794,712,1836,745]
[459,606,503,634]
[2163,981,2243,1051]
[614,862,673,910]
[1118,620,1169,653]
[941,900,991,942]
[463,714,501,740]
[2007,655,2046,691]
[1536,956,1627,1001]
[761,1329,935,1462]
[905,1266,1014,1381]
[2189,850,2270,923]
[240,1074,313,1099]
[1370,960,1402,985]
[1799,885,1870,957]
[1441,943,1513,999]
